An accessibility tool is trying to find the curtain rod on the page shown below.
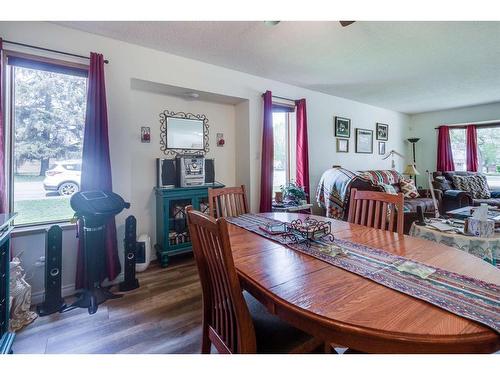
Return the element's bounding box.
[3,40,109,64]
[434,122,500,130]
[261,93,297,103]
[435,119,500,130]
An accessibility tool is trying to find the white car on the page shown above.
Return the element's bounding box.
[43,161,81,196]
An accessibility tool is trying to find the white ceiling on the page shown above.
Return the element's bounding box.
[56,21,500,114]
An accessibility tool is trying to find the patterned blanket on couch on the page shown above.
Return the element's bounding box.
[316,168,404,219]
[316,167,362,219]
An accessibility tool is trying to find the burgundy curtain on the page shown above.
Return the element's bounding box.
[0,38,6,214]
[295,99,310,202]
[259,91,274,212]
[76,53,120,289]
[436,125,455,172]
[466,125,479,172]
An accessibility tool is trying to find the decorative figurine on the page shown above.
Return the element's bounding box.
[9,257,37,331]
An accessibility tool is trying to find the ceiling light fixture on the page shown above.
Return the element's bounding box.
[264,21,280,26]
[184,92,200,99]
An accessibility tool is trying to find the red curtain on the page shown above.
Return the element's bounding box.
[436,125,455,172]
[0,38,6,214]
[259,91,274,212]
[466,125,479,172]
[76,53,120,289]
[295,99,310,202]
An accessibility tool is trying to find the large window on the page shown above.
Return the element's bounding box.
[450,126,500,189]
[272,111,296,194]
[6,54,88,226]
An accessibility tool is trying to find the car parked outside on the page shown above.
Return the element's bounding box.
[43,160,81,196]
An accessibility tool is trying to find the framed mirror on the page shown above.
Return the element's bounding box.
[159,110,209,156]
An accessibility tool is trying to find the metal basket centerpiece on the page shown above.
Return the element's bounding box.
[282,217,335,247]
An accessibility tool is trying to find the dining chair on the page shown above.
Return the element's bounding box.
[186,206,320,354]
[207,185,249,218]
[347,188,405,235]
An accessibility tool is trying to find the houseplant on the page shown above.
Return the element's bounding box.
[280,181,307,205]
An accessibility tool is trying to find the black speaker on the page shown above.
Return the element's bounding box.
[119,215,139,292]
[205,158,215,184]
[37,225,66,316]
[157,158,177,188]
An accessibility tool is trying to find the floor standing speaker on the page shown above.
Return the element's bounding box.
[119,215,140,292]
[37,225,65,316]
[205,158,215,184]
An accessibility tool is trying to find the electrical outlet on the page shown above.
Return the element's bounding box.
[34,256,45,267]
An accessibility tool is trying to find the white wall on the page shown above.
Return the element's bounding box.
[129,88,237,238]
[0,21,410,300]
[409,102,500,187]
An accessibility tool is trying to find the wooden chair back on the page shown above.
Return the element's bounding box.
[208,185,249,218]
[186,206,256,354]
[347,188,405,235]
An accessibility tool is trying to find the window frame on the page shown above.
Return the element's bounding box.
[271,109,296,195]
[449,124,500,189]
[3,50,89,228]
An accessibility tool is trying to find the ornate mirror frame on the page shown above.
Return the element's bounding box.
[159,110,210,156]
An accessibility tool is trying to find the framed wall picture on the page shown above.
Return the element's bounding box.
[355,128,373,154]
[336,138,349,153]
[376,123,389,141]
[334,116,351,138]
[378,141,386,155]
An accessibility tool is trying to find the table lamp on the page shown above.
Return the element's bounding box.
[403,164,420,184]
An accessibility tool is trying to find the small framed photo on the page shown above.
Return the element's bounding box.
[336,138,349,153]
[334,116,351,138]
[355,128,373,154]
[376,123,389,141]
[378,141,386,155]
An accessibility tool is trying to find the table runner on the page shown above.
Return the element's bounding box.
[226,214,500,333]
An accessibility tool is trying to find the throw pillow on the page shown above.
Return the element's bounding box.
[400,178,420,199]
[451,175,491,199]
[433,176,452,191]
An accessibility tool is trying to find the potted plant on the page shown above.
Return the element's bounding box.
[280,181,307,205]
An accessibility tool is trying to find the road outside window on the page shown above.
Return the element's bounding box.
[11,65,87,225]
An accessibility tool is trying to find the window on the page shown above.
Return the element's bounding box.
[6,53,88,226]
[450,126,500,189]
[272,111,296,194]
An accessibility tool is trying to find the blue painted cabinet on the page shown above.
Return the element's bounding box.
[154,183,224,267]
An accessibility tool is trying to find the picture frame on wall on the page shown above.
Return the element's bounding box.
[376,123,389,141]
[355,128,373,154]
[378,141,386,155]
[336,138,349,153]
[334,116,351,138]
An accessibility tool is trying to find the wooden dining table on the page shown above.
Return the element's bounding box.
[227,212,500,354]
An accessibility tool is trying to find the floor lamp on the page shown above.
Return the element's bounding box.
[407,138,420,185]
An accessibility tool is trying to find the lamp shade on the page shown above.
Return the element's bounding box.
[403,164,420,176]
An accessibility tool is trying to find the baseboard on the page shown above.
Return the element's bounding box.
[30,272,125,306]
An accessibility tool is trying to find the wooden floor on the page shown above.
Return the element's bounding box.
[13,255,204,354]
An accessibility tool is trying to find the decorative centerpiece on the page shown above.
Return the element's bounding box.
[282,217,335,247]
[280,182,307,205]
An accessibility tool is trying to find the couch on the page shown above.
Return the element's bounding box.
[316,168,442,234]
[432,171,500,212]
